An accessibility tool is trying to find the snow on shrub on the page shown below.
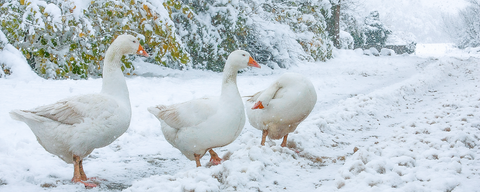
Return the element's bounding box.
[339,30,354,49]
[0,29,42,80]
[169,0,333,71]
[339,2,396,50]
[1,0,333,78]
[0,29,9,77]
[167,0,255,71]
[0,0,188,79]
[363,11,391,47]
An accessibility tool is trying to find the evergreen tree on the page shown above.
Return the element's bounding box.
[363,11,391,46]
[338,1,392,49]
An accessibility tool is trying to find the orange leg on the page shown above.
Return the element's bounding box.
[72,155,82,182]
[208,149,222,165]
[194,154,202,167]
[261,130,268,146]
[280,134,288,147]
[72,155,97,188]
[78,159,87,181]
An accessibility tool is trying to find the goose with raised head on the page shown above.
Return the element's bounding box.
[148,50,261,167]
[246,72,317,147]
[10,34,149,187]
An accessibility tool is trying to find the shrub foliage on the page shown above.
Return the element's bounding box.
[1,0,333,79]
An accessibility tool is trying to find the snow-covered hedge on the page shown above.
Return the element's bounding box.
[0,0,189,79]
[339,1,393,49]
[0,0,333,79]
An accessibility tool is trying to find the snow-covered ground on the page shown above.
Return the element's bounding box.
[1,44,479,192]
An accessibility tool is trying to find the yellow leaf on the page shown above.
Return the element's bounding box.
[70,6,76,13]
[143,4,152,16]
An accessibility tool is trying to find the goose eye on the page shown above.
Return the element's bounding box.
[133,40,137,43]
[242,54,246,56]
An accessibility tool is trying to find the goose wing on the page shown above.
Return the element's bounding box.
[149,97,218,129]
[26,94,118,125]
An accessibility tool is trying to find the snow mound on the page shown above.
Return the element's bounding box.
[0,30,41,81]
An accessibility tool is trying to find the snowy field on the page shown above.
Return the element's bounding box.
[1,43,480,192]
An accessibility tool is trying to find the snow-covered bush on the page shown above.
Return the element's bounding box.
[85,0,190,72]
[363,11,391,46]
[0,30,5,50]
[0,0,188,79]
[170,0,333,71]
[167,0,255,71]
[443,0,480,49]
[338,0,365,49]
[245,0,334,68]
[0,29,9,77]
[282,0,333,63]
[0,28,42,80]
[339,30,354,49]
[1,0,333,78]
[339,1,392,49]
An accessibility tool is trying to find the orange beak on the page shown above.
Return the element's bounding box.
[252,101,264,109]
[137,44,149,57]
[248,57,261,68]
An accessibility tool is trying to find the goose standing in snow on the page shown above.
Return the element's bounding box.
[10,34,149,187]
[148,50,260,167]
[246,73,317,147]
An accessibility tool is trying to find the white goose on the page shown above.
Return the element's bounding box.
[9,34,148,187]
[148,50,260,167]
[246,73,317,147]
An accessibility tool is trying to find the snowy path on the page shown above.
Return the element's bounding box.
[325,57,480,191]
[1,48,479,191]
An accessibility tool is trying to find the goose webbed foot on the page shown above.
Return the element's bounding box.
[208,149,222,165]
[72,155,97,188]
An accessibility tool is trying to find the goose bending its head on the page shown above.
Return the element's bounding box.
[10,34,148,188]
[246,73,317,147]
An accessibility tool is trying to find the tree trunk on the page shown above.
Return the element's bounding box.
[327,0,341,48]
[333,0,340,48]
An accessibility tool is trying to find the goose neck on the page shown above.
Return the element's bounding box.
[221,63,240,98]
[100,60,130,104]
[105,48,122,65]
